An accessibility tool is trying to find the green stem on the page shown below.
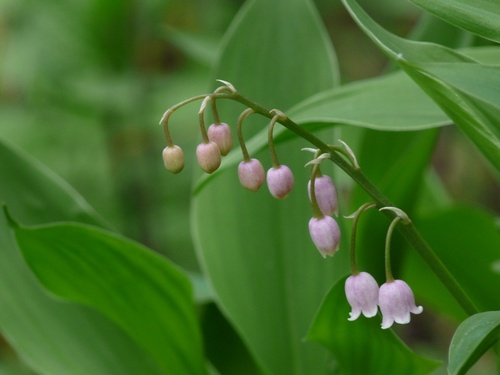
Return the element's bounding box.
[268,115,281,168]
[237,108,255,162]
[198,99,210,144]
[309,163,323,219]
[211,98,221,125]
[349,202,376,275]
[384,216,401,282]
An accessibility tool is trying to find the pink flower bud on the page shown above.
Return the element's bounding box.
[345,272,379,321]
[308,175,338,216]
[208,123,233,156]
[162,145,184,174]
[238,158,265,191]
[378,279,423,329]
[196,141,221,174]
[308,216,340,258]
[266,165,294,199]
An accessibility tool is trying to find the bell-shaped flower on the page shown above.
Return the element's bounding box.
[308,215,340,258]
[266,165,294,199]
[378,279,423,329]
[208,122,233,156]
[308,175,338,216]
[238,158,265,191]
[345,272,379,321]
[162,145,184,174]
[196,141,221,174]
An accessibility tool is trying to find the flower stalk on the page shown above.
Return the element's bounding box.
[162,84,480,317]
[346,202,376,275]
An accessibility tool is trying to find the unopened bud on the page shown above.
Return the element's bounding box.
[196,141,221,174]
[162,145,184,174]
[266,165,294,199]
[308,175,338,216]
[238,158,265,191]
[308,216,341,258]
[208,123,233,156]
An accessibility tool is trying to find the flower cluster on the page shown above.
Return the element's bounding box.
[344,205,423,329]
[345,273,423,329]
[161,82,423,330]
[161,94,296,199]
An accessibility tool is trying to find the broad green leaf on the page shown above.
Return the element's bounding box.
[288,71,449,131]
[307,276,440,375]
[448,312,500,375]
[0,209,164,375]
[342,0,474,64]
[403,206,500,316]
[409,12,475,49]
[410,0,500,43]
[192,0,339,374]
[400,62,500,167]
[0,138,109,227]
[342,0,500,171]
[15,221,206,375]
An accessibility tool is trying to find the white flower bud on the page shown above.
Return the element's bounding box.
[162,145,184,174]
[208,123,233,156]
[308,175,338,216]
[196,141,221,174]
[266,165,294,199]
[238,158,265,191]
[308,216,341,258]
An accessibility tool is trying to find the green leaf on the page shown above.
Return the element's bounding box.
[288,70,449,131]
[410,0,500,43]
[448,312,500,375]
[307,276,440,375]
[192,0,340,374]
[15,222,206,375]
[404,206,500,317]
[342,0,500,171]
[0,138,109,227]
[0,209,164,375]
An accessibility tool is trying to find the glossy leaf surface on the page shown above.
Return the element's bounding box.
[410,0,500,43]
[448,312,500,375]
[342,0,500,170]
[15,222,206,375]
[0,210,163,375]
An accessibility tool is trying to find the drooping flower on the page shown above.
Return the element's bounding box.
[308,215,340,258]
[208,122,233,156]
[378,279,423,329]
[266,165,294,199]
[308,175,338,216]
[162,145,184,174]
[238,158,265,191]
[196,141,221,174]
[345,272,379,321]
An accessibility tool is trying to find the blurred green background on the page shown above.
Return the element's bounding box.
[0,0,498,373]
